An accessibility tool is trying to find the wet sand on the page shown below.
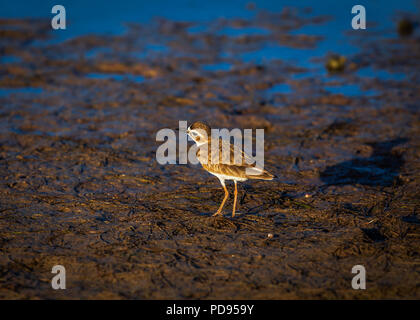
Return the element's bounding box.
[0,8,419,299]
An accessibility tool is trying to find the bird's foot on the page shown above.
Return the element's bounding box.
[212,211,223,217]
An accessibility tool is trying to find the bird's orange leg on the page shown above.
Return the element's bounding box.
[232,181,238,217]
[213,181,229,216]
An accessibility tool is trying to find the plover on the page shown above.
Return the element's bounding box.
[186,121,274,217]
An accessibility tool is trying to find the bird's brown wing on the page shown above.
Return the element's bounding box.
[199,139,274,180]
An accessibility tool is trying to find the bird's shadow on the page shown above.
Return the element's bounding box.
[320,138,408,187]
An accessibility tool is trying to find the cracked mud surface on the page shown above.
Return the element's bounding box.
[0,6,419,299]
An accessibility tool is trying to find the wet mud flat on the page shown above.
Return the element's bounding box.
[0,8,419,299]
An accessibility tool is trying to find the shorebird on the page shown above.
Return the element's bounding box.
[186,121,274,217]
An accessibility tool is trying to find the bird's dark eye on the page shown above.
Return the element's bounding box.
[191,131,197,136]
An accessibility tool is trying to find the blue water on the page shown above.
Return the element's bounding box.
[357,67,407,81]
[202,62,233,72]
[265,83,292,95]
[0,0,418,97]
[1,0,417,40]
[85,73,145,83]
[217,26,270,37]
[325,83,377,97]
[0,55,21,63]
[0,87,43,97]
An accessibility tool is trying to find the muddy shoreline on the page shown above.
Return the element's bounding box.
[0,7,419,299]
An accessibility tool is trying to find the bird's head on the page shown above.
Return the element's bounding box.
[186,121,211,145]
